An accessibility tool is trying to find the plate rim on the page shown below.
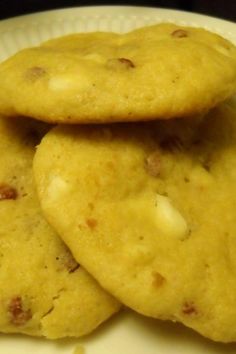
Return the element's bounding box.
[0,5,235,34]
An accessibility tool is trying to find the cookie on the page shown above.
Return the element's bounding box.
[0,116,120,339]
[0,23,236,123]
[34,103,236,342]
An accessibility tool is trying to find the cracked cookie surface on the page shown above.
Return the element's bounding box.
[0,23,236,123]
[34,103,236,342]
[0,116,120,339]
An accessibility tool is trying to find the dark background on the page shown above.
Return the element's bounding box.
[0,0,235,22]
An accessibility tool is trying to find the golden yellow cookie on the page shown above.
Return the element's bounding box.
[0,116,120,339]
[34,103,236,342]
[0,23,236,123]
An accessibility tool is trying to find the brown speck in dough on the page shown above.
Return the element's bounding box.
[25,66,47,81]
[8,296,32,326]
[86,218,98,230]
[0,184,17,200]
[172,29,188,38]
[107,58,135,70]
[145,151,161,177]
[182,301,198,315]
[152,272,166,288]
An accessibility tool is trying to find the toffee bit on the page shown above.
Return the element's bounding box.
[172,29,188,38]
[152,271,166,288]
[8,296,32,326]
[145,151,161,177]
[106,58,135,70]
[118,58,135,68]
[0,184,17,200]
[69,264,80,274]
[182,301,198,315]
[86,218,98,230]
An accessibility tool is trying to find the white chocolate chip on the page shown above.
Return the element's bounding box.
[122,193,188,242]
[83,53,105,63]
[155,194,188,240]
[49,74,91,91]
[47,175,69,202]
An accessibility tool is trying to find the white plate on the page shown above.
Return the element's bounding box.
[1,6,236,354]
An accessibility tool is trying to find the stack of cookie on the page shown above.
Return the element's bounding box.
[1,23,236,343]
